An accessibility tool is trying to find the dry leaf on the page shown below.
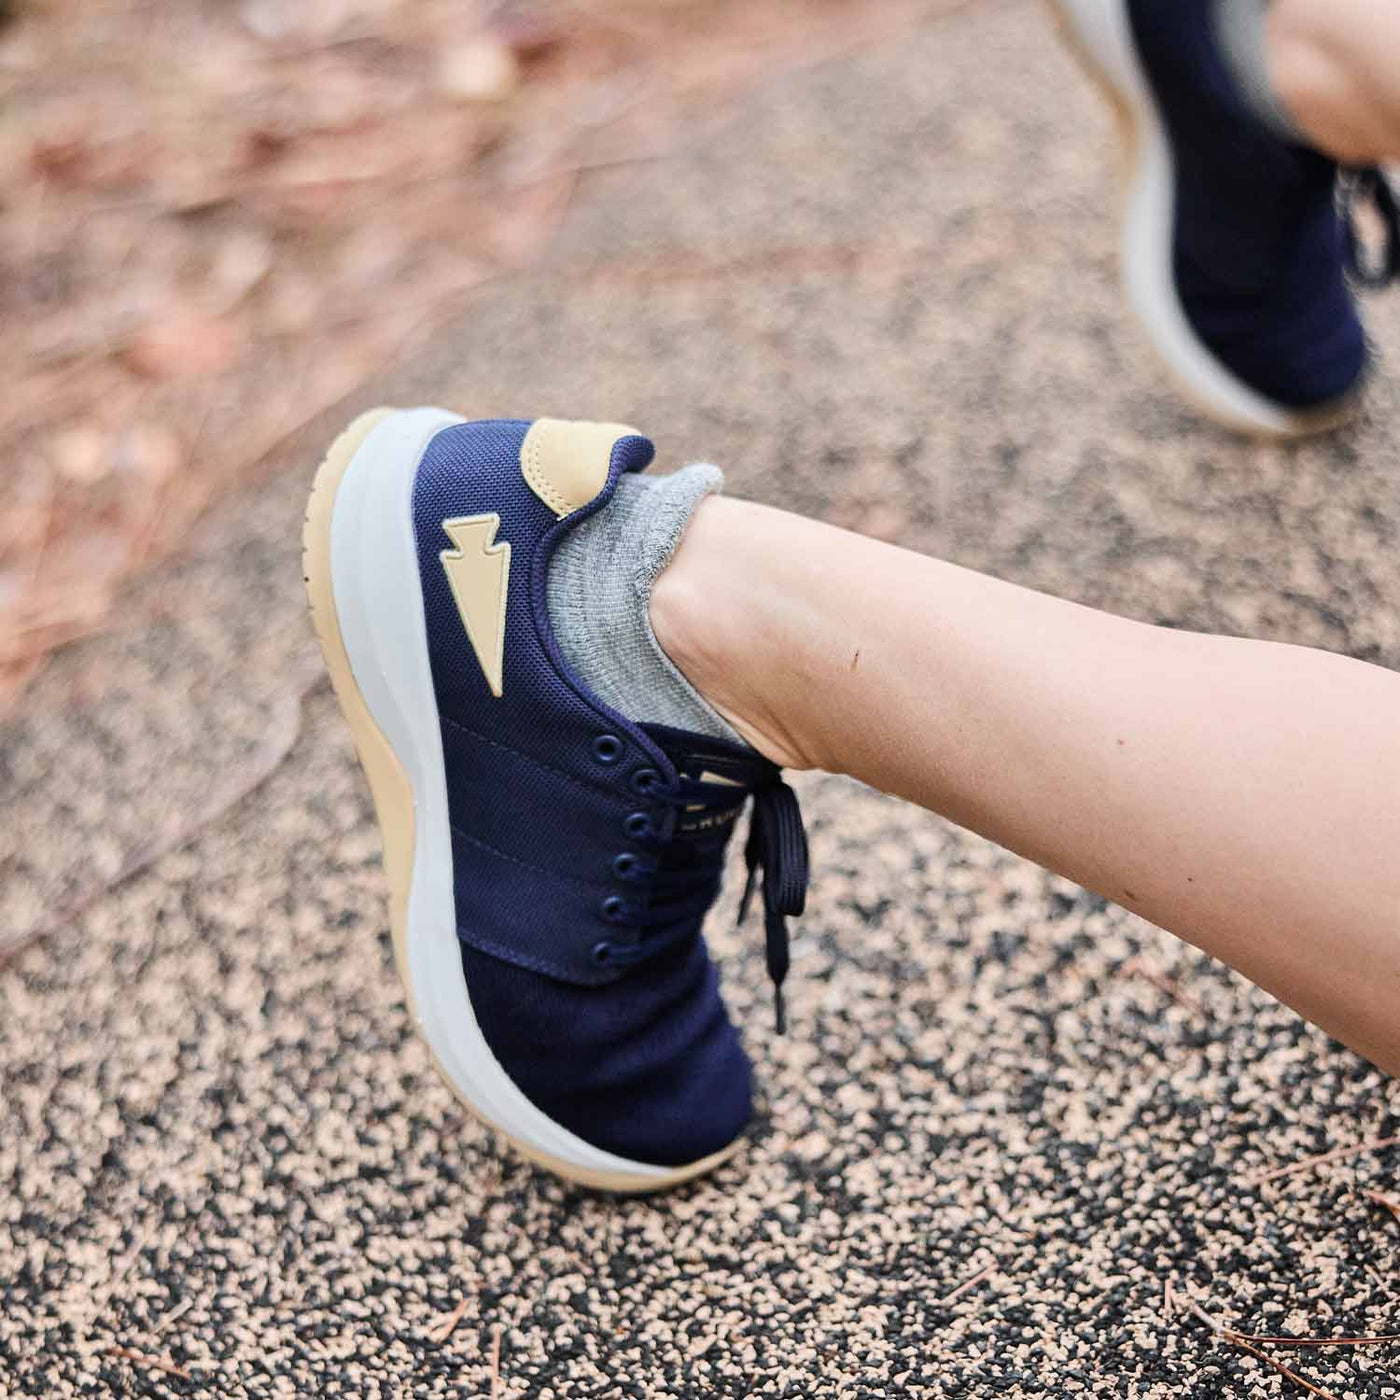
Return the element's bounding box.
[490,7,569,62]
[205,229,274,314]
[126,310,242,380]
[1,0,918,716]
[116,425,183,488]
[48,427,108,484]
[438,40,521,103]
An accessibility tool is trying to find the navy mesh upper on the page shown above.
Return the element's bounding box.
[409,420,751,1166]
[1128,0,1367,409]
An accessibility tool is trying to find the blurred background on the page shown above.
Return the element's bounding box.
[5,2,1400,1395]
[1,0,924,714]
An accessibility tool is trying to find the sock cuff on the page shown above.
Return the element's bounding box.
[629,463,724,603]
[1212,0,1308,145]
[627,464,742,746]
[546,460,746,748]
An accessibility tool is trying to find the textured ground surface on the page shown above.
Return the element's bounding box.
[4,1,1400,1395]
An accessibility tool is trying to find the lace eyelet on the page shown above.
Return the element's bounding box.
[592,734,624,764]
[590,941,614,967]
[624,812,652,839]
[612,852,638,879]
[600,894,629,924]
[630,767,660,795]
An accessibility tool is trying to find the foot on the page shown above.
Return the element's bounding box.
[1051,0,1380,436]
[303,408,808,1191]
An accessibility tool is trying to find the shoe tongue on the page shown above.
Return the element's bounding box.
[641,722,767,787]
[640,724,753,843]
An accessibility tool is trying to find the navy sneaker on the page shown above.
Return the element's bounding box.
[1051,0,1398,435]
[303,409,808,1190]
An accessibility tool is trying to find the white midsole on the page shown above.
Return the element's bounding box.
[1055,0,1308,435]
[329,407,673,1181]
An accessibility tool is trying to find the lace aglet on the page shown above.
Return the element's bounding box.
[773,985,786,1036]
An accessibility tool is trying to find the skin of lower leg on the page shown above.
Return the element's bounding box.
[1267,0,1400,161]
[652,496,1400,1076]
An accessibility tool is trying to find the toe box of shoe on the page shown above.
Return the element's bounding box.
[459,937,753,1168]
[1175,214,1369,412]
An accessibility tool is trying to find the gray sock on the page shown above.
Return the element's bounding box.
[548,464,746,745]
[1213,0,1307,144]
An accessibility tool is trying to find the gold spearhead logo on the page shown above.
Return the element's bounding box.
[440,514,511,698]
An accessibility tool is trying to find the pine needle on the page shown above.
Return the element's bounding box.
[107,1347,193,1381]
[0,661,325,968]
[1184,1297,1397,1400]
[1364,1190,1400,1228]
[430,1297,470,1345]
[489,1323,503,1400]
[1123,958,1207,1019]
[1227,1337,1346,1400]
[1232,1331,1400,1349]
[1248,1135,1400,1185]
[938,1259,999,1305]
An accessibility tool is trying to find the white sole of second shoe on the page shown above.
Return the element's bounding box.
[302,407,738,1192]
[1047,0,1355,439]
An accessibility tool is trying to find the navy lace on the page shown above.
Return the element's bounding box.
[737,777,808,1034]
[1343,166,1400,288]
[598,735,809,1032]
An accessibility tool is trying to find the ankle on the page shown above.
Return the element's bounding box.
[1266,2,1390,161]
[650,496,820,772]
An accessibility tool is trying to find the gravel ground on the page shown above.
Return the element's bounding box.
[4,1,1400,1395]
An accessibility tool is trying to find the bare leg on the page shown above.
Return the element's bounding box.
[652,497,1400,1075]
[1269,0,1400,160]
